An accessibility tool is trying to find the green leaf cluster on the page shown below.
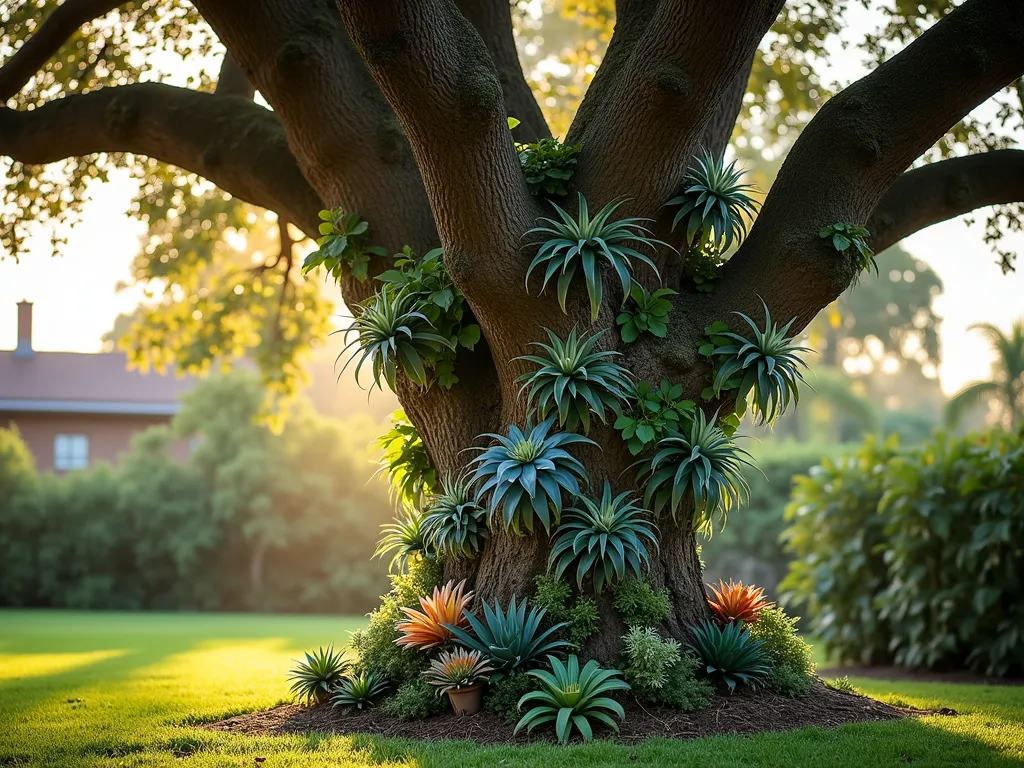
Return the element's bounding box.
[614,380,695,456]
[302,208,386,284]
[532,575,601,647]
[611,579,670,628]
[483,671,539,723]
[374,411,437,507]
[526,193,665,321]
[687,620,769,693]
[819,222,877,277]
[381,677,447,721]
[686,240,725,293]
[746,606,815,697]
[636,653,713,711]
[517,137,582,196]
[616,284,677,343]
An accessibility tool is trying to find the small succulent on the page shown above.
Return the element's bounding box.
[373,506,431,573]
[287,645,350,705]
[446,595,570,677]
[395,579,475,650]
[516,328,633,434]
[668,151,759,251]
[515,655,630,743]
[616,283,677,343]
[337,288,456,392]
[421,472,489,559]
[517,137,582,197]
[706,580,772,625]
[423,648,494,696]
[819,222,877,276]
[470,418,595,534]
[633,409,754,532]
[702,304,811,426]
[525,193,666,321]
[688,620,770,693]
[549,481,659,593]
[330,671,389,710]
[614,379,696,456]
[301,208,386,284]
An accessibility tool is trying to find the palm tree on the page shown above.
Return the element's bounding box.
[946,321,1024,430]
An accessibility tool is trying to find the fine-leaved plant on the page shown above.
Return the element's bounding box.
[373,506,432,573]
[668,152,759,252]
[621,625,681,693]
[612,578,671,628]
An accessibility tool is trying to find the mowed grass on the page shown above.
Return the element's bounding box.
[0,611,1022,767]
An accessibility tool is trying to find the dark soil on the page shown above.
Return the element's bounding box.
[819,666,1024,686]
[205,680,941,745]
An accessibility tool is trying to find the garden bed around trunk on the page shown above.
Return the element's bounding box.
[205,680,940,745]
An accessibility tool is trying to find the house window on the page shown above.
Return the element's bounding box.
[54,434,89,471]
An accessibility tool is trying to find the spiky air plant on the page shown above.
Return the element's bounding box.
[516,328,633,434]
[337,288,455,391]
[548,482,659,593]
[706,580,773,624]
[330,671,390,711]
[421,472,489,559]
[287,645,350,705]
[525,193,667,321]
[707,303,811,426]
[373,506,431,573]
[422,648,495,695]
[515,655,630,743]
[668,151,759,251]
[394,579,475,650]
[688,620,770,693]
[470,417,595,534]
[634,409,754,533]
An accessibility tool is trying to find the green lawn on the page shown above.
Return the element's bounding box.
[1,611,1021,767]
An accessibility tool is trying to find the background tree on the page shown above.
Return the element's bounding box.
[946,320,1024,430]
[3,0,1024,659]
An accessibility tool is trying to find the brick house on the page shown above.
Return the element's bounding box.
[0,302,195,471]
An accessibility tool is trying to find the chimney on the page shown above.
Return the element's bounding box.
[14,301,34,358]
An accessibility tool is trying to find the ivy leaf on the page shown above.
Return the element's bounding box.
[458,324,481,349]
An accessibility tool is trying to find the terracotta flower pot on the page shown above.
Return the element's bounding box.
[446,683,484,716]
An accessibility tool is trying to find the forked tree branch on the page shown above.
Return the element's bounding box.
[214,51,255,100]
[0,0,126,102]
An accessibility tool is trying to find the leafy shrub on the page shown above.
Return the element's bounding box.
[525,193,665,321]
[395,579,474,650]
[640,654,714,710]
[375,410,437,506]
[381,677,446,721]
[423,648,493,695]
[421,473,488,559]
[567,599,601,646]
[515,655,630,743]
[301,208,385,284]
[688,620,769,693]
[616,284,677,343]
[621,626,681,692]
[532,575,600,646]
[612,579,670,628]
[517,137,581,196]
[447,595,570,677]
[470,418,594,534]
[516,328,632,434]
[668,152,758,251]
[373,507,431,573]
[483,671,538,723]
[330,671,389,711]
[288,646,350,705]
[819,222,877,276]
[747,606,815,697]
[549,482,658,592]
[615,380,695,456]
[706,580,772,625]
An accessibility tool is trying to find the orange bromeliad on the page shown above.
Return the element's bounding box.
[394,579,474,649]
[706,579,772,624]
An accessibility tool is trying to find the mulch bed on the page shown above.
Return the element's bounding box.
[205,680,945,745]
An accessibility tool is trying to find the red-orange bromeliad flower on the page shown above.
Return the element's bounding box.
[394,579,474,650]
[706,579,772,624]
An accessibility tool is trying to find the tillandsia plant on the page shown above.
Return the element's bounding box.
[337,288,456,392]
[668,151,759,252]
[688,619,770,693]
[819,222,877,277]
[517,137,582,197]
[702,304,812,426]
[515,655,630,743]
[525,193,667,321]
[287,645,351,705]
[616,283,677,343]
[446,595,570,677]
[421,472,489,559]
[470,417,595,534]
[423,648,494,695]
[375,247,482,388]
[515,328,633,435]
[301,208,386,284]
[548,481,659,593]
[374,410,437,506]
[634,409,754,533]
[395,579,475,650]
[330,671,390,711]
[373,506,432,573]
[614,380,696,456]
[706,580,773,624]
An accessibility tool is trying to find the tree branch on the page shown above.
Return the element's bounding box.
[869,150,1024,254]
[0,0,124,102]
[716,0,1024,330]
[0,83,322,233]
[214,51,255,100]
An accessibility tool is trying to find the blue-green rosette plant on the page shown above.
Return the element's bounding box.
[548,482,658,593]
[469,418,595,534]
[421,472,489,559]
[668,152,759,251]
[516,328,632,435]
[688,619,769,693]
